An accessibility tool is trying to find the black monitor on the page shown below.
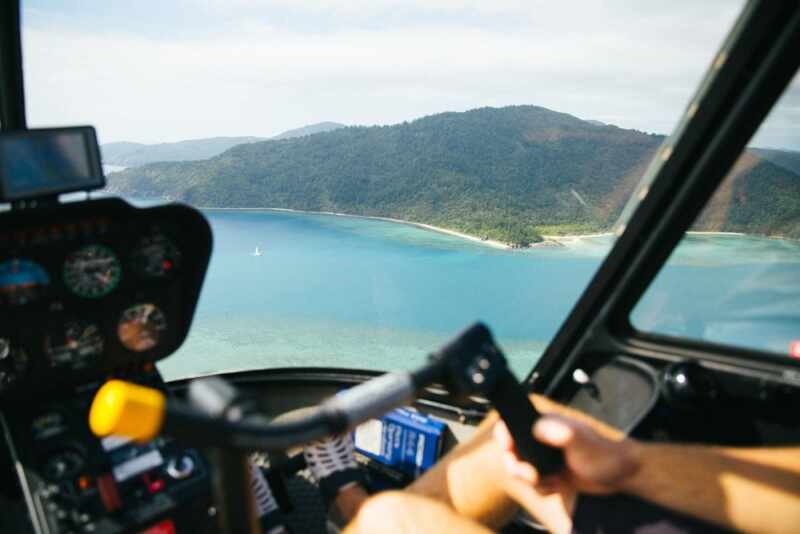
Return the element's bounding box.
[0,126,105,202]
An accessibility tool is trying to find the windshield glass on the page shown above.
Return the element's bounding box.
[632,72,800,359]
[22,1,743,379]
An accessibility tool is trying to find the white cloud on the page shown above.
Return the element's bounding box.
[23,0,797,150]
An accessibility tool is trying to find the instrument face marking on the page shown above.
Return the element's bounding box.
[118,303,167,352]
[63,244,121,298]
[0,258,50,306]
[45,319,104,369]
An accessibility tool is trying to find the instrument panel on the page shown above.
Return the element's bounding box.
[1,367,217,534]
[0,198,212,398]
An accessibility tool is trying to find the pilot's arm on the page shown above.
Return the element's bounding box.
[403,395,627,532]
[347,396,800,533]
[495,409,800,534]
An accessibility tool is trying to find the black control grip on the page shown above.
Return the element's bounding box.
[491,369,564,477]
[429,322,564,477]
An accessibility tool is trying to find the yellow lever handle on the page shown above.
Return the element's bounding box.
[89,380,166,442]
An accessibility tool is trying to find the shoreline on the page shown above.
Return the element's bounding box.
[541,232,613,244]
[199,206,513,249]
[186,205,788,248]
[277,208,513,249]
[686,231,746,236]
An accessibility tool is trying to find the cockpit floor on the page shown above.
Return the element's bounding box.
[283,469,329,533]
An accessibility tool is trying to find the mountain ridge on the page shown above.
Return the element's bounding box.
[751,147,800,176]
[271,121,347,140]
[108,105,800,244]
[102,122,346,167]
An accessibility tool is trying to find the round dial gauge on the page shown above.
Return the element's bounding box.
[45,320,104,369]
[0,338,30,390]
[0,259,50,306]
[43,449,85,481]
[132,232,181,278]
[63,245,122,298]
[118,304,167,352]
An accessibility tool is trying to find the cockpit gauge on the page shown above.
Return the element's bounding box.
[0,338,30,390]
[44,319,104,369]
[63,244,122,298]
[43,449,85,481]
[118,303,167,352]
[131,232,182,278]
[0,258,50,306]
[31,411,68,441]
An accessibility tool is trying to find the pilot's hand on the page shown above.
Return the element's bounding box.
[493,415,640,496]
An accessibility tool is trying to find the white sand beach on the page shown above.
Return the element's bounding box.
[201,206,513,249]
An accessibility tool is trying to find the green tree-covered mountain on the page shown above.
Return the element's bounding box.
[101,122,346,167]
[108,106,800,244]
[271,121,346,140]
[695,150,800,239]
[101,141,148,163]
[102,137,265,167]
[751,148,800,175]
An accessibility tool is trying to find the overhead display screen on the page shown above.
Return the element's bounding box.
[0,127,104,201]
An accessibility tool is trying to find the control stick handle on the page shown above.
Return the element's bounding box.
[88,323,563,477]
[492,368,564,476]
[429,322,564,477]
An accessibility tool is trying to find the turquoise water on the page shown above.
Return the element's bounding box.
[634,234,800,355]
[156,211,800,380]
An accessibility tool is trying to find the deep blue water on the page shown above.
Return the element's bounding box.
[156,211,800,380]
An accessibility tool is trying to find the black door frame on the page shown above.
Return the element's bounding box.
[530,0,800,393]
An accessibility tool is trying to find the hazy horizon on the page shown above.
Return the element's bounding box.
[98,109,798,153]
[20,1,798,150]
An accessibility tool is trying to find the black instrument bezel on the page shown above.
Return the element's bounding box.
[0,126,105,201]
[0,197,212,401]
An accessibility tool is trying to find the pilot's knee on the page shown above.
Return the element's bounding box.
[346,491,410,532]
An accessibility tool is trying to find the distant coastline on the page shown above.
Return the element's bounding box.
[540,233,613,247]
[198,206,514,249]
[194,205,775,250]
[686,231,746,236]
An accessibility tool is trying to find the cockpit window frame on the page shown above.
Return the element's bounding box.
[0,1,26,132]
[529,0,800,392]
[3,0,798,382]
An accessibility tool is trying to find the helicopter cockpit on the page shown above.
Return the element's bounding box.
[1,1,799,533]
[0,126,216,533]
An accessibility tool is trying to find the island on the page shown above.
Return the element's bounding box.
[106,105,800,247]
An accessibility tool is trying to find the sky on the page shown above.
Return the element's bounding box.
[20,0,799,150]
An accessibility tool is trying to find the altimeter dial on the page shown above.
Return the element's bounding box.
[117,303,167,352]
[45,319,104,369]
[63,244,121,298]
[0,259,50,306]
[0,338,30,390]
[131,232,181,278]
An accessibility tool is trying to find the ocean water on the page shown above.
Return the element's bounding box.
[634,234,800,355]
[156,211,800,380]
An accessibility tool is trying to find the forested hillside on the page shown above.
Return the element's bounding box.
[751,148,800,175]
[102,122,346,167]
[271,122,346,140]
[102,137,265,167]
[695,151,800,239]
[108,106,800,244]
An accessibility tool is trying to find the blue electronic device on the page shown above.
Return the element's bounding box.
[0,126,105,202]
[353,407,446,478]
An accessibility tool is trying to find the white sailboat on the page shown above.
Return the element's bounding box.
[252,246,263,256]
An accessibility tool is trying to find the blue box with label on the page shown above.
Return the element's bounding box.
[353,407,446,478]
